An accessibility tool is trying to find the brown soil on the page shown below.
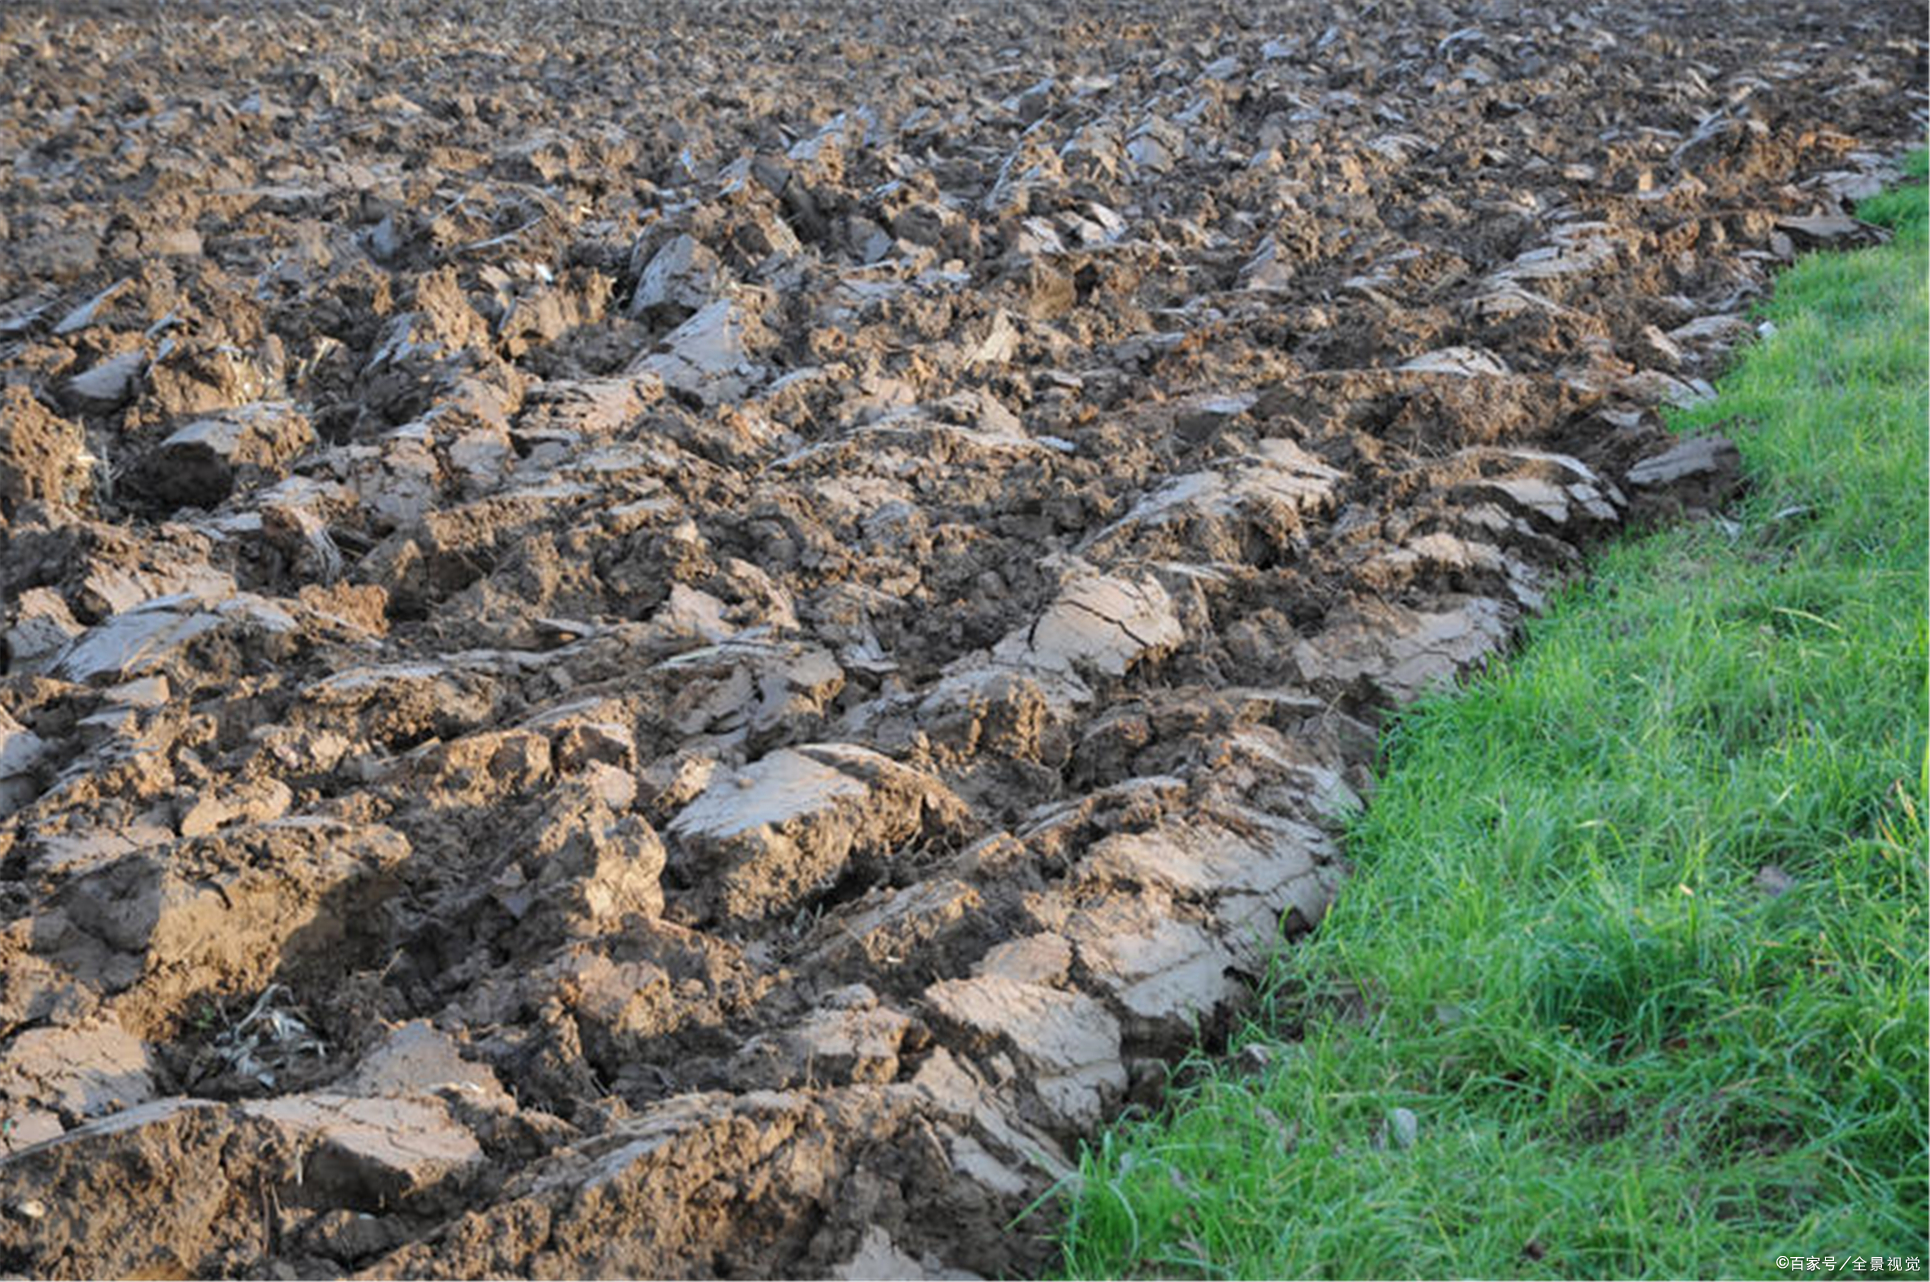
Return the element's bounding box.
[0,0,1919,1276]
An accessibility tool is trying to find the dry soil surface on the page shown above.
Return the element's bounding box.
[0,0,1921,1276]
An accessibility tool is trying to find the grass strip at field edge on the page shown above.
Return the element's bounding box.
[1050,149,1930,1281]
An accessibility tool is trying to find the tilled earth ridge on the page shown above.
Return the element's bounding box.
[0,0,1921,1275]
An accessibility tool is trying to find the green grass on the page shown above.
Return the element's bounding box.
[1052,153,1929,1280]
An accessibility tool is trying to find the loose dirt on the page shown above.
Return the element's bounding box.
[0,0,1920,1276]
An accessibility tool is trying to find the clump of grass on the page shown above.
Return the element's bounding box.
[1053,153,1928,1280]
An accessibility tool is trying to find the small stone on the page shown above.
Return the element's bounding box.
[1387,1106,1419,1150]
